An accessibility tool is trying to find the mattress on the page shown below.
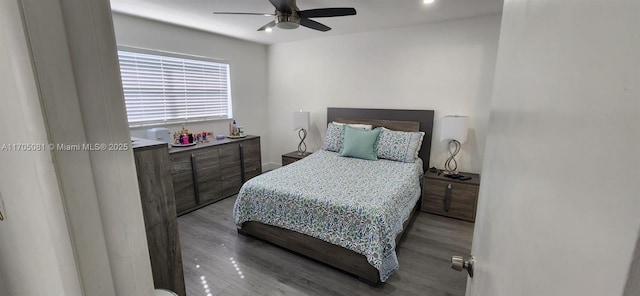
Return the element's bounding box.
[233,149,423,281]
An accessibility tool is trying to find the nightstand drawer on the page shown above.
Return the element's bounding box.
[282,156,298,166]
[281,151,311,166]
[422,178,479,222]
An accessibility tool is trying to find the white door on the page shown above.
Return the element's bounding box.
[0,1,82,295]
[462,0,640,295]
[1,0,154,295]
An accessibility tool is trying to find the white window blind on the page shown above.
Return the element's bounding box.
[117,48,232,126]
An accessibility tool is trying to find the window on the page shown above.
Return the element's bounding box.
[117,47,232,127]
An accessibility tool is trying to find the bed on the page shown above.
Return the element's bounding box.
[233,108,434,284]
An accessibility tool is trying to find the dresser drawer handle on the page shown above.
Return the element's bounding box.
[444,183,452,212]
[191,153,200,204]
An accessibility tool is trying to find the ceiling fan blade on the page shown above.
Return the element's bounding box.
[213,12,275,16]
[298,8,356,18]
[257,20,276,31]
[300,18,331,32]
[269,0,293,13]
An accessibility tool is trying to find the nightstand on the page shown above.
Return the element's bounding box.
[281,151,312,166]
[421,171,480,222]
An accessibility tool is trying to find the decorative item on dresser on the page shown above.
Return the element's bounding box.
[169,135,261,216]
[422,170,480,222]
[281,150,312,166]
[131,138,186,296]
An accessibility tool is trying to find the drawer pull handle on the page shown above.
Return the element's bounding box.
[444,183,452,212]
[191,153,200,204]
[239,144,246,183]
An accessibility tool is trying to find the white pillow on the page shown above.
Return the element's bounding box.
[332,121,373,130]
[321,122,374,152]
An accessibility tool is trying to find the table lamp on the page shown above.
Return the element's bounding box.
[293,111,310,155]
[440,115,469,175]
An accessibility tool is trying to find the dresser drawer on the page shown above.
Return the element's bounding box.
[422,178,479,222]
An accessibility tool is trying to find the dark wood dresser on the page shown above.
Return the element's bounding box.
[169,136,262,216]
[281,151,312,166]
[132,138,186,296]
[421,171,480,222]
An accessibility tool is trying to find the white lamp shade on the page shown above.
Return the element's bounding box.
[440,115,469,144]
[292,111,310,131]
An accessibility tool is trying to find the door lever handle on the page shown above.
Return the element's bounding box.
[0,192,4,221]
[451,255,474,277]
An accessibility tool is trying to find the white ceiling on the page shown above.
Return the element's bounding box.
[110,0,503,45]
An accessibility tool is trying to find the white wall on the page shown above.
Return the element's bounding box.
[267,14,502,173]
[468,0,640,295]
[111,13,270,166]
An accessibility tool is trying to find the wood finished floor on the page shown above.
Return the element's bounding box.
[177,196,474,296]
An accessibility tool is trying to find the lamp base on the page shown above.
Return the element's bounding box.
[297,128,307,154]
[444,139,461,174]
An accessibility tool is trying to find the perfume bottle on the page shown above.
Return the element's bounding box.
[232,120,238,136]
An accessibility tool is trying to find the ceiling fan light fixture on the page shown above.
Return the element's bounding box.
[423,0,435,4]
[276,22,300,29]
[276,12,300,29]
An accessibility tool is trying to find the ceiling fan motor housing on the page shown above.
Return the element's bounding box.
[275,11,300,29]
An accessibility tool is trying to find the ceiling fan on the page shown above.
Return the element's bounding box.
[213,0,357,32]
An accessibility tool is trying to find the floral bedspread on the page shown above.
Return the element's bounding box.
[233,150,423,282]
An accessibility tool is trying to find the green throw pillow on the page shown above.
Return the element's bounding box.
[339,126,382,161]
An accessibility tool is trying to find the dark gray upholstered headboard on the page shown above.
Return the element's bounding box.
[327,108,435,172]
